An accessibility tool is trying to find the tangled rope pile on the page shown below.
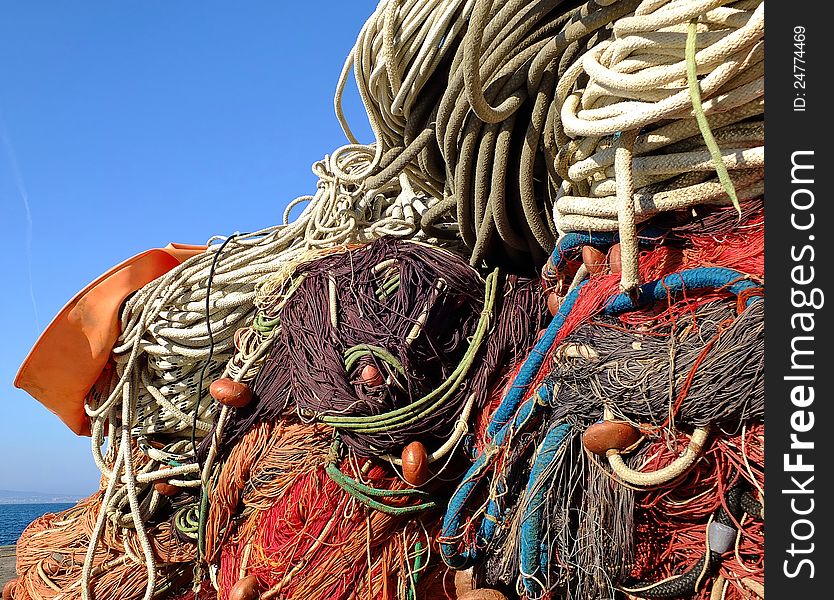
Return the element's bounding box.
[334,0,762,276]
[440,260,763,596]
[552,0,763,291]
[13,490,195,600]
[10,1,765,599]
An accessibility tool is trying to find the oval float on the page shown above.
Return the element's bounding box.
[582,420,641,455]
[582,246,608,275]
[209,378,253,409]
[359,364,384,387]
[401,440,430,486]
[228,575,260,600]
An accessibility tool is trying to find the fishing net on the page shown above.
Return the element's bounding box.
[10,1,765,599]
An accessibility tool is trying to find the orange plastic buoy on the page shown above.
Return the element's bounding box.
[546,291,562,316]
[582,420,641,456]
[457,589,508,600]
[14,243,206,436]
[2,579,16,600]
[228,575,260,600]
[154,480,180,497]
[401,441,430,486]
[582,245,607,275]
[608,243,622,274]
[359,364,385,387]
[153,466,180,496]
[209,378,253,408]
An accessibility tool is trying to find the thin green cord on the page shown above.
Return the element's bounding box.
[382,275,401,293]
[686,18,740,215]
[375,275,401,300]
[344,344,406,376]
[326,465,429,498]
[325,271,495,432]
[325,439,437,515]
[323,269,498,432]
[252,314,280,332]
[406,541,426,600]
[174,503,201,540]
[340,487,436,516]
[324,272,496,432]
[250,274,308,333]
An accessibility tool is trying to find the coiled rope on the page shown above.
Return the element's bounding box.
[333,0,762,275]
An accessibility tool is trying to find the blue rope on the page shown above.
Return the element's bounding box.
[441,384,551,568]
[489,266,760,442]
[519,423,572,597]
[544,227,667,273]
[491,245,738,444]
[441,265,763,572]
[477,385,552,549]
[546,232,616,273]
[603,267,761,314]
[486,281,587,441]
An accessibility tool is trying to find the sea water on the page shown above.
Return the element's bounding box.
[0,503,75,545]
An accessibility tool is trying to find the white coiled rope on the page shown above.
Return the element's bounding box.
[333,0,475,186]
[553,0,764,291]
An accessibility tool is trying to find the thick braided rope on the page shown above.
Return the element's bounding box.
[333,0,763,272]
[553,0,764,290]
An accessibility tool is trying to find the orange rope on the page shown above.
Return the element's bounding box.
[12,491,195,600]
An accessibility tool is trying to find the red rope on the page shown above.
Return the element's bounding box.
[630,424,764,599]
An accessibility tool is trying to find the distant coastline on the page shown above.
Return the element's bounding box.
[0,499,80,505]
[0,490,82,505]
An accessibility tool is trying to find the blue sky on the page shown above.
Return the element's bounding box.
[0,1,376,496]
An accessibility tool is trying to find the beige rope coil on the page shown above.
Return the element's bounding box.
[553,0,763,289]
[332,0,763,272]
